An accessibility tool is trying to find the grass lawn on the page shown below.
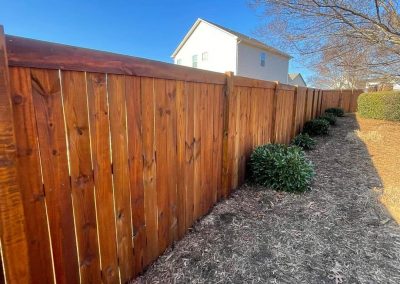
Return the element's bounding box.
[133,115,400,284]
[355,115,400,223]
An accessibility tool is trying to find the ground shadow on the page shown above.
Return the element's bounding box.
[133,114,400,284]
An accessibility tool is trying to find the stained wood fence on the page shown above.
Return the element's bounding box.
[0,26,362,284]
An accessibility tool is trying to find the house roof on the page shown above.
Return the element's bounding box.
[171,18,292,59]
[288,73,306,86]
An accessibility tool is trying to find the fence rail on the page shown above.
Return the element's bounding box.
[0,26,362,284]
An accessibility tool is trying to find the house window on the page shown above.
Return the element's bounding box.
[177,58,182,65]
[192,55,198,67]
[260,52,266,67]
[202,52,208,61]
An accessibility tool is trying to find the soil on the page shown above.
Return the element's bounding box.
[132,114,400,284]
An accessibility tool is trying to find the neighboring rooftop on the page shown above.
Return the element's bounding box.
[171,18,292,59]
[288,73,307,86]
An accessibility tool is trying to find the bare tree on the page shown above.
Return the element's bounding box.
[251,0,400,88]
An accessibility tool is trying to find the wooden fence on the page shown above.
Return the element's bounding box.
[0,27,362,284]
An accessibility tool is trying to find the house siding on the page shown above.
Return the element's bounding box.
[236,42,289,83]
[173,21,237,74]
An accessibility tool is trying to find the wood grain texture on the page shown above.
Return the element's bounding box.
[9,67,54,284]
[231,85,241,190]
[155,79,170,255]
[107,74,135,283]
[0,27,32,284]
[199,83,209,215]
[87,72,119,284]
[3,31,363,283]
[213,85,224,202]
[62,70,101,284]
[184,82,195,227]
[125,76,146,276]
[192,83,202,220]
[30,68,79,284]
[141,77,158,267]
[166,80,178,243]
[6,35,225,84]
[221,72,234,199]
[175,80,186,239]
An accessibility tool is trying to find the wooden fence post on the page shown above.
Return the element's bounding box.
[270,81,279,143]
[0,25,31,284]
[221,71,234,198]
[291,86,299,138]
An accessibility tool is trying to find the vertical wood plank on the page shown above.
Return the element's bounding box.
[166,80,178,243]
[141,77,158,267]
[175,80,186,238]
[9,67,54,284]
[232,86,241,190]
[184,82,194,227]
[206,84,215,209]
[107,74,134,282]
[0,27,32,284]
[192,83,202,220]
[154,79,170,255]
[238,87,247,185]
[249,88,258,149]
[62,70,101,283]
[213,85,223,202]
[31,68,79,284]
[125,76,146,276]
[87,72,119,284]
[270,83,278,143]
[199,84,207,215]
[291,87,298,138]
[312,89,318,118]
[221,72,234,198]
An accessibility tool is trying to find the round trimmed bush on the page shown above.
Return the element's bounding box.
[318,112,337,125]
[291,133,316,150]
[249,144,315,192]
[325,107,345,117]
[358,91,400,121]
[302,119,330,136]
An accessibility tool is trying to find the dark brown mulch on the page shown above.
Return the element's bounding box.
[133,115,400,284]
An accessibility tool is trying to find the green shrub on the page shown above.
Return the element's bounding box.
[358,91,400,121]
[302,119,330,136]
[325,107,345,117]
[318,112,337,125]
[249,144,315,192]
[291,133,316,150]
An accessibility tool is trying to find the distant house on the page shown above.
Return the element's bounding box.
[288,73,307,87]
[171,18,291,83]
[366,81,400,92]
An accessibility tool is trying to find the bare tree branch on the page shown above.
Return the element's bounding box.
[251,0,400,87]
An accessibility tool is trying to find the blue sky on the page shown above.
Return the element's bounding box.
[0,0,310,80]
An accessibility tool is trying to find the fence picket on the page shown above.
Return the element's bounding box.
[62,70,101,283]
[87,72,119,284]
[108,74,135,282]
[30,68,79,284]
[1,31,363,283]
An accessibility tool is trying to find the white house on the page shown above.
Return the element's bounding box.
[171,18,291,83]
[288,73,307,87]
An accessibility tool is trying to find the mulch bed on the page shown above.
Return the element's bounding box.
[133,115,400,284]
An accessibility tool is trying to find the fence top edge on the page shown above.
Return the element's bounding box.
[234,76,276,89]
[5,34,227,84]
[276,83,296,91]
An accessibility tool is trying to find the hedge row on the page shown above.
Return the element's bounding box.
[358,91,400,121]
